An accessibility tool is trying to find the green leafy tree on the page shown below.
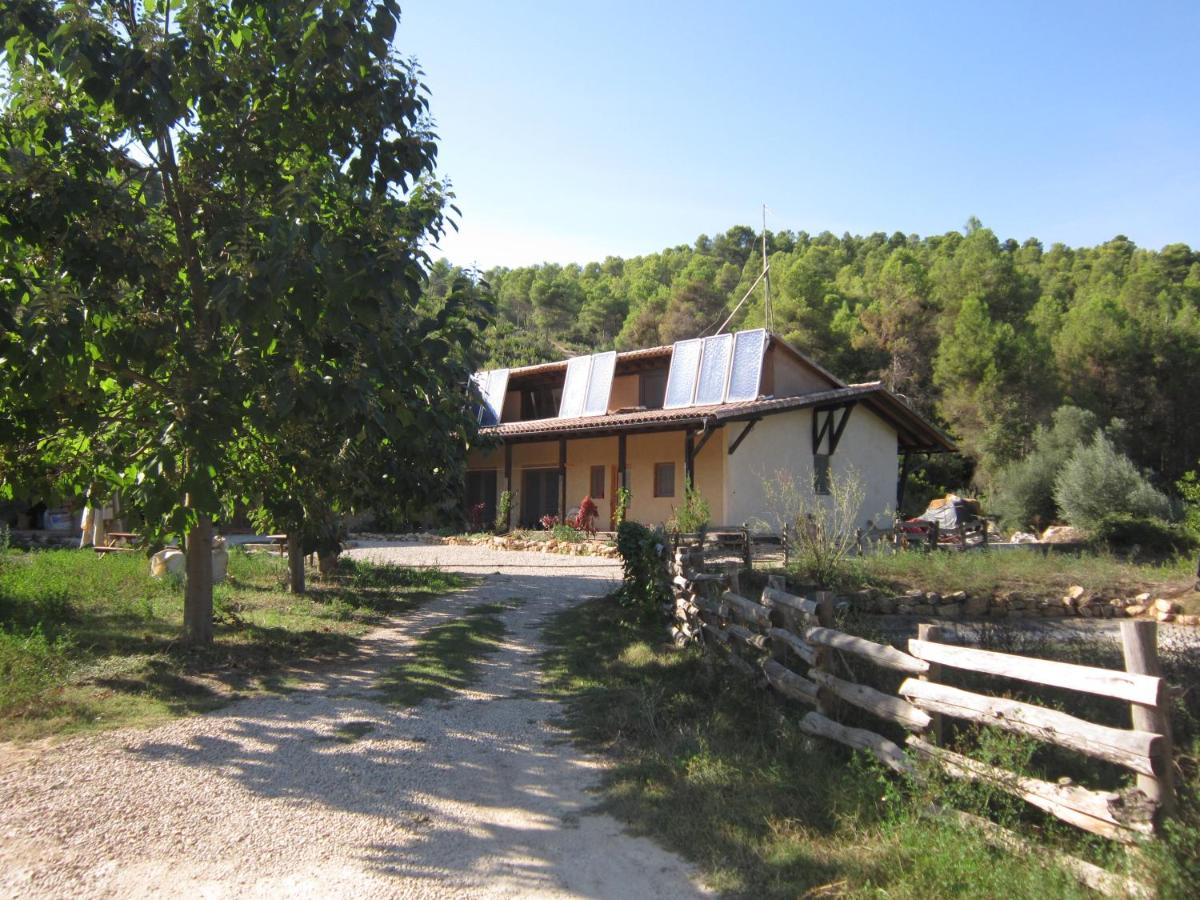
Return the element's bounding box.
[0,1,467,641]
[1053,434,1172,531]
[990,406,1100,530]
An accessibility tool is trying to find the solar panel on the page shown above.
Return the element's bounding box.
[559,355,591,418]
[583,351,616,416]
[694,333,733,406]
[663,338,703,409]
[472,368,510,425]
[726,328,767,402]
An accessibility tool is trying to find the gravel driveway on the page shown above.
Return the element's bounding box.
[0,543,710,899]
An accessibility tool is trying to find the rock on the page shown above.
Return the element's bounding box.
[912,603,934,616]
[1042,525,1084,543]
[925,592,942,605]
[1125,604,1148,617]
[936,603,961,619]
[875,596,897,615]
[1154,598,1179,615]
[149,548,185,578]
[905,589,924,599]
[1065,585,1086,602]
[946,591,968,603]
[964,596,989,616]
[1009,531,1039,544]
[1134,592,1151,603]
[897,603,913,616]
[1178,614,1200,627]
[1156,611,1176,623]
[211,539,229,584]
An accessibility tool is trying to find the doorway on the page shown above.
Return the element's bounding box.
[520,468,561,527]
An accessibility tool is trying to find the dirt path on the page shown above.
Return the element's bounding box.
[0,543,710,899]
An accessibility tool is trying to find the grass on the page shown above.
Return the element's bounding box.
[0,547,469,741]
[783,547,1200,606]
[539,597,1132,898]
[375,598,521,706]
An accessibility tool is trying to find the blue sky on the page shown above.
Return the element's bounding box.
[400,1,1199,269]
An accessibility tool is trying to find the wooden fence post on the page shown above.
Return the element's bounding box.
[917,623,943,745]
[741,522,752,572]
[782,522,790,567]
[1120,620,1175,820]
[813,591,836,717]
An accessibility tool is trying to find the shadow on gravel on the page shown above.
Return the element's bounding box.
[125,560,673,897]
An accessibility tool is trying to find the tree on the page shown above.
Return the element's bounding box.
[1053,434,1172,531]
[0,1,467,641]
[990,406,1100,530]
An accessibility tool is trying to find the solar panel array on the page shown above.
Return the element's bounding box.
[471,368,510,426]
[663,328,767,409]
[558,350,617,418]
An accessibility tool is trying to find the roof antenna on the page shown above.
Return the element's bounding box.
[762,203,772,333]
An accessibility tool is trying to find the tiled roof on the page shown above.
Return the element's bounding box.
[480,383,956,452]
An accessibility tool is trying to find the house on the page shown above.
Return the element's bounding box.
[465,329,955,532]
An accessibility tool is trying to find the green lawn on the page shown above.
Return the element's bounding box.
[0,547,469,741]
[541,596,1200,898]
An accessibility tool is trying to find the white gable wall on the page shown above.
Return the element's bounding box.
[723,406,898,530]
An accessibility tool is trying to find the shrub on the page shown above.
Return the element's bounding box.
[614,486,631,528]
[539,513,560,530]
[565,495,599,536]
[763,466,866,588]
[1053,433,1172,530]
[1090,514,1195,556]
[1179,468,1200,538]
[466,502,487,532]
[990,405,1099,530]
[494,490,512,532]
[614,521,670,623]
[666,477,711,535]
[551,523,584,542]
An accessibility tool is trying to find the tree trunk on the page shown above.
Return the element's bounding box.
[183,517,214,644]
[287,532,306,595]
[317,547,339,575]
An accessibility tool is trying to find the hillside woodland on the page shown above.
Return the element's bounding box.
[430,220,1200,531]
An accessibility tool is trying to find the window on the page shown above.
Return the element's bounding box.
[520,386,561,420]
[640,369,667,409]
[590,465,606,499]
[813,454,831,495]
[654,462,676,498]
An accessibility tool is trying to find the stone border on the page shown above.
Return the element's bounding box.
[346,531,620,559]
[836,586,1198,626]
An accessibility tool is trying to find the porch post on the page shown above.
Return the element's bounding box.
[618,433,627,490]
[897,449,912,514]
[684,429,695,486]
[504,442,513,529]
[558,438,567,520]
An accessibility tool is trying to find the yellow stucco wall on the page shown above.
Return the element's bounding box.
[724,406,897,530]
[767,347,837,396]
[466,427,726,528]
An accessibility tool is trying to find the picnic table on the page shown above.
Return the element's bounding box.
[93,532,142,555]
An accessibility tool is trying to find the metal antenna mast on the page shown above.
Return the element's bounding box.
[761,204,772,332]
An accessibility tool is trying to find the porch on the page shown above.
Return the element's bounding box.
[466,426,730,530]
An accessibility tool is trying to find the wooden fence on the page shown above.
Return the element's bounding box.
[670,546,1175,896]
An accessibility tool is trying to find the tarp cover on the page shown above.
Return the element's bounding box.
[915,494,980,529]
